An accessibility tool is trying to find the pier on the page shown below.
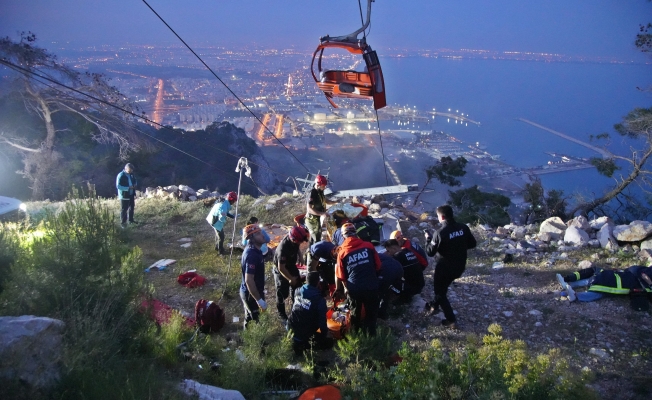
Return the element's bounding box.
[517,118,611,159]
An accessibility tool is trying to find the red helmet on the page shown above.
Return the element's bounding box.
[341,222,357,238]
[226,191,237,202]
[315,175,328,186]
[289,225,310,243]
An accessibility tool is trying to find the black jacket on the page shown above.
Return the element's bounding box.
[426,220,476,270]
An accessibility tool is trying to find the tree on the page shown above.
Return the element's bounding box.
[570,107,652,219]
[522,177,567,224]
[0,33,143,200]
[413,156,467,205]
[448,185,511,227]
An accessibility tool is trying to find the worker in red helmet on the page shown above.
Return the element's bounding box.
[305,174,337,248]
[273,225,310,324]
[206,191,239,255]
[335,222,381,336]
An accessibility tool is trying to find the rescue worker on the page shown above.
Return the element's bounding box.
[240,224,268,328]
[287,271,333,355]
[335,222,381,336]
[377,251,404,320]
[206,192,238,255]
[556,265,652,302]
[305,174,337,246]
[308,240,337,296]
[329,210,348,246]
[242,216,271,258]
[390,230,428,270]
[273,225,310,323]
[116,163,138,227]
[425,205,477,329]
[383,239,425,303]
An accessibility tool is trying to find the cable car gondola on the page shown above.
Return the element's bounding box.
[310,0,386,110]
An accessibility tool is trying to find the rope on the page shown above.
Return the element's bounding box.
[141,0,311,174]
[375,108,390,186]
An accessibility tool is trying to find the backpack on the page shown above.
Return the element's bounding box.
[351,216,381,245]
[194,299,225,333]
[206,197,225,226]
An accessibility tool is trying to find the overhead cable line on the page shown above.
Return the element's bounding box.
[0,58,268,193]
[141,0,310,173]
[375,108,390,186]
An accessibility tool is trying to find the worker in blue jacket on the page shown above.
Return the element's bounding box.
[116,163,138,227]
[206,192,238,255]
[287,271,332,355]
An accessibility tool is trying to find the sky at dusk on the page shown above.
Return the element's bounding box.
[0,0,650,60]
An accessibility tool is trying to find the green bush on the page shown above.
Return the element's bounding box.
[335,324,597,400]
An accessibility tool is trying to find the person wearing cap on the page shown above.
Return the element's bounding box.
[383,238,425,303]
[305,174,337,246]
[425,205,477,329]
[273,225,310,323]
[116,163,138,227]
[287,271,333,355]
[390,230,428,270]
[240,224,268,328]
[335,222,381,336]
[242,216,271,258]
[206,191,238,255]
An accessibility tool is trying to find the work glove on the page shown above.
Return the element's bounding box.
[256,299,267,312]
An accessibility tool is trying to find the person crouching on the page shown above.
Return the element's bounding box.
[287,271,333,355]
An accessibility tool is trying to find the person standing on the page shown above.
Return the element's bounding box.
[425,205,477,328]
[305,174,337,246]
[240,224,268,328]
[206,192,238,255]
[335,222,381,336]
[242,216,270,258]
[116,163,138,227]
[273,225,310,323]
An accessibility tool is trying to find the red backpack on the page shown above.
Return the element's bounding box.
[194,299,225,334]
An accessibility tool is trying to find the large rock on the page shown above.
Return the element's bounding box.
[179,379,245,400]
[178,185,196,196]
[567,215,590,231]
[589,216,613,231]
[539,217,566,236]
[613,220,652,242]
[597,224,618,249]
[641,237,652,251]
[511,226,527,240]
[0,316,65,389]
[564,226,589,246]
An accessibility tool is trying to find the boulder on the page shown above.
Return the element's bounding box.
[577,260,594,269]
[567,215,590,231]
[164,185,179,193]
[178,185,196,196]
[539,217,566,236]
[641,237,652,251]
[537,232,558,242]
[179,379,245,400]
[495,227,509,236]
[639,249,652,261]
[589,216,612,231]
[597,224,618,249]
[613,220,652,242]
[0,316,65,389]
[368,203,382,214]
[564,226,589,246]
[511,226,527,240]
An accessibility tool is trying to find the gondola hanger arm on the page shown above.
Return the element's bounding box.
[321,0,374,44]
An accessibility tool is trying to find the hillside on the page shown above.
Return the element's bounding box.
[4,193,652,399]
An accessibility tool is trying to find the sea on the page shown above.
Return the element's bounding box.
[380,56,652,201]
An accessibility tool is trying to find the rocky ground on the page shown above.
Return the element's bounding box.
[133,195,652,400]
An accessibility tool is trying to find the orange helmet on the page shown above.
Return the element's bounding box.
[243,224,261,239]
[315,174,328,186]
[226,191,238,202]
[289,225,310,243]
[341,222,357,238]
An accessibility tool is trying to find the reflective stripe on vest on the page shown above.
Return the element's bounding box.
[574,271,581,280]
[589,274,630,295]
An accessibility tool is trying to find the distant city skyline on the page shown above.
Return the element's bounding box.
[1,0,650,62]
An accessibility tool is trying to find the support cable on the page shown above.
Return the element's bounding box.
[141,0,310,173]
[374,108,390,186]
